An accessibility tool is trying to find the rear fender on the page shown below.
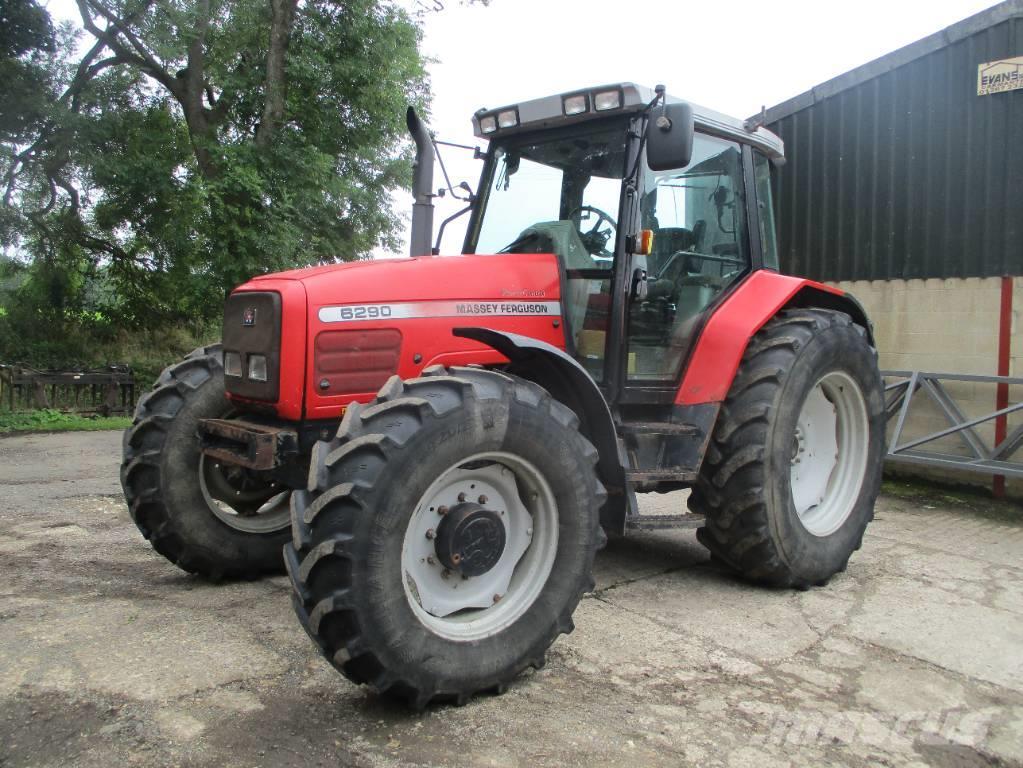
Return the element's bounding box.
[453,327,628,534]
[677,271,874,405]
[784,285,874,343]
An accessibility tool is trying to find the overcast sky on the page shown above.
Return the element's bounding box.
[44,0,1001,256]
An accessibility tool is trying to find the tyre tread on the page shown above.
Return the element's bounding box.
[288,366,604,709]
[691,309,879,588]
[120,344,285,580]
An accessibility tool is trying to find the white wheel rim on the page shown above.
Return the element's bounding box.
[198,455,292,534]
[789,372,869,537]
[401,451,559,641]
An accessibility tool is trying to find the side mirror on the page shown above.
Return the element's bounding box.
[646,103,695,171]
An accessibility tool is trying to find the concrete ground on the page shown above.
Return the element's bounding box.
[1,431,1022,768]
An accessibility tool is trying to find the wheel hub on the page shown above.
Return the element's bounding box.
[435,502,506,577]
[199,455,291,533]
[401,457,553,635]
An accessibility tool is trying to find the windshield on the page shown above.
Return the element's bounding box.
[472,122,628,268]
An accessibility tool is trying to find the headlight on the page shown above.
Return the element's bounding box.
[593,89,622,111]
[479,115,497,134]
[224,351,242,377]
[563,93,588,116]
[248,354,268,382]
[497,109,519,128]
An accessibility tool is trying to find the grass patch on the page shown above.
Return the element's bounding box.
[0,409,132,435]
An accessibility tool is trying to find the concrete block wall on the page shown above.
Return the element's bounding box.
[829,277,1022,498]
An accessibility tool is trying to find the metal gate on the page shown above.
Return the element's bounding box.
[884,370,1023,479]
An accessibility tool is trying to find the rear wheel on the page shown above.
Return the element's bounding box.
[690,309,884,588]
[286,367,605,708]
[121,345,291,579]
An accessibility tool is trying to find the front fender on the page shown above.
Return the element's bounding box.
[453,327,627,533]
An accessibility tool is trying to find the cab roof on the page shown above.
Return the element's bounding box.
[472,82,784,160]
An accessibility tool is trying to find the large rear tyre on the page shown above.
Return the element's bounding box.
[286,367,605,709]
[121,345,291,579]
[690,309,884,588]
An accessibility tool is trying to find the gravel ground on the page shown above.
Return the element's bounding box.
[1,430,1022,768]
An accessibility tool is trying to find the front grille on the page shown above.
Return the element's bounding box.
[222,291,282,401]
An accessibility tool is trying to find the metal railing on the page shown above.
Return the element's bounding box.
[883,370,1023,479]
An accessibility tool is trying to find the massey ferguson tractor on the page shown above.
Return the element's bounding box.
[121,83,884,708]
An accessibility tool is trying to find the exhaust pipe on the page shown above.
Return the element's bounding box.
[406,106,434,257]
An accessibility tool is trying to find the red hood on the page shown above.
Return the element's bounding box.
[232,252,567,421]
[243,253,560,306]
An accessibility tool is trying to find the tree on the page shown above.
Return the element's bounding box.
[0,0,428,340]
[0,0,55,144]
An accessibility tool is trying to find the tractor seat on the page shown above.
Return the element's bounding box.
[500,221,600,346]
[501,220,597,271]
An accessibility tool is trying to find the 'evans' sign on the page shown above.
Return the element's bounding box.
[978,56,1023,96]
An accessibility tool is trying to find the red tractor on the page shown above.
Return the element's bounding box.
[121,83,884,708]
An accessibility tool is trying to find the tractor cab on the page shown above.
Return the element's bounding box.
[458,84,784,402]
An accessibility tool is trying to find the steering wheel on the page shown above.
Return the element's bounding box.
[568,205,618,258]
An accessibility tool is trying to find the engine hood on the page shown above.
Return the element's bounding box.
[242,253,561,307]
[231,252,569,421]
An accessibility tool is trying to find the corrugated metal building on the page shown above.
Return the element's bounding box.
[762,1,1023,497]
[765,0,1022,281]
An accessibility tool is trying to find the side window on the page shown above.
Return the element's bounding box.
[627,133,750,381]
[754,151,780,270]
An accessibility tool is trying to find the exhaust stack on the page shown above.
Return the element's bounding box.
[406,107,434,257]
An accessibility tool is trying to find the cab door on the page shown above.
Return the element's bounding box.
[623,133,754,393]
[615,134,756,482]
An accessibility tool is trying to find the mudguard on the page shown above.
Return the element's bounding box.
[453,327,627,532]
[677,272,874,405]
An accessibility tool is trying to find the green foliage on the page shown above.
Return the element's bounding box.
[1,0,430,363]
[0,408,131,434]
[0,317,217,389]
[0,0,55,143]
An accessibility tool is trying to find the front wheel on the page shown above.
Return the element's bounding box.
[121,345,291,579]
[285,367,605,708]
[690,309,885,588]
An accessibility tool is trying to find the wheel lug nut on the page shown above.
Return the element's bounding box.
[442,569,451,579]
[457,492,467,502]
[493,593,502,603]
[478,494,488,504]
[425,528,435,540]
[437,505,449,516]
[427,555,436,565]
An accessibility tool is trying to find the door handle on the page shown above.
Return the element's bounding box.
[631,267,649,301]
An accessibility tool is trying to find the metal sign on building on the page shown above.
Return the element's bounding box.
[978,55,1023,95]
